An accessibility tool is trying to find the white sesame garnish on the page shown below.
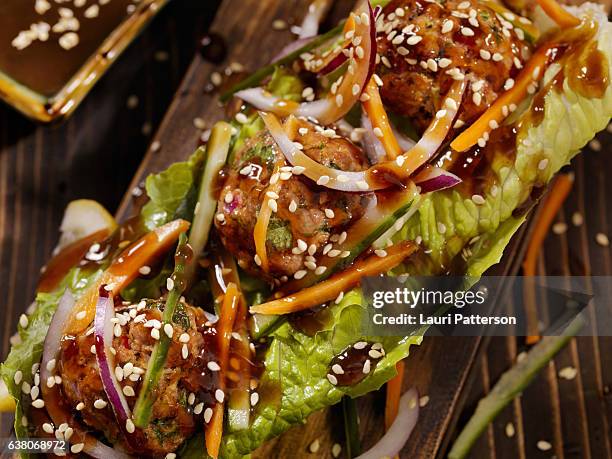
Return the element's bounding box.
[479,49,491,60]
[194,402,204,414]
[179,333,190,343]
[19,314,29,329]
[43,422,54,434]
[166,277,175,291]
[572,212,583,227]
[332,364,345,375]
[538,158,549,170]
[14,371,23,385]
[558,366,578,380]
[250,392,260,406]
[325,209,335,219]
[335,291,345,304]
[32,399,45,409]
[461,27,474,36]
[327,374,338,385]
[332,443,342,458]
[122,386,135,397]
[215,389,225,403]
[406,35,423,45]
[182,344,189,359]
[362,359,371,374]
[505,422,515,438]
[76,402,85,411]
[94,399,107,409]
[317,175,330,186]
[207,361,221,372]
[595,233,609,247]
[204,407,213,423]
[151,328,160,340]
[537,441,552,451]
[126,419,135,434]
[552,222,568,235]
[472,194,485,205]
[442,19,454,33]
[294,270,307,280]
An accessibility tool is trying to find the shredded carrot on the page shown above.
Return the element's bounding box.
[38,228,110,293]
[522,173,574,344]
[362,79,402,160]
[536,0,580,28]
[63,219,190,334]
[451,44,554,152]
[253,161,284,273]
[250,241,418,315]
[206,282,240,458]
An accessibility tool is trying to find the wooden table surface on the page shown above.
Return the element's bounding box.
[0,1,610,458]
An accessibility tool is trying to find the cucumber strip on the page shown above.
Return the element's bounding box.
[185,122,233,286]
[220,22,345,103]
[132,233,190,427]
[342,396,362,458]
[447,316,584,459]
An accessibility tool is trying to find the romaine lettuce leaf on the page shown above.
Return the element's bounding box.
[398,2,612,277]
[220,290,421,457]
[0,267,103,455]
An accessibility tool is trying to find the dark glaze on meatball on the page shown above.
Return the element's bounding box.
[376,0,531,132]
[215,119,371,281]
[59,301,218,457]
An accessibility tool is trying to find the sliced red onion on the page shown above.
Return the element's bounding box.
[270,37,313,63]
[360,111,387,164]
[354,388,420,459]
[84,438,133,459]
[41,289,75,385]
[299,0,333,39]
[94,293,132,428]
[239,0,375,126]
[415,166,462,193]
[41,290,133,459]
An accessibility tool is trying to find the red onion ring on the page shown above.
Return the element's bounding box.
[354,388,420,459]
[237,0,375,125]
[41,289,133,459]
[414,166,462,193]
[299,0,333,39]
[94,293,132,429]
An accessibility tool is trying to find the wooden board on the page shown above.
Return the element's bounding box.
[0,0,610,457]
[110,1,546,457]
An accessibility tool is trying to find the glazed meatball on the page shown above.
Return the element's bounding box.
[59,301,218,457]
[376,0,531,132]
[215,120,371,281]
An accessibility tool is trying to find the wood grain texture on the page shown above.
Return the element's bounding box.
[0,0,611,458]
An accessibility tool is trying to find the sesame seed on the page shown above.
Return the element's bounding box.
[589,139,602,151]
[458,1,470,8]
[505,422,515,438]
[272,19,287,30]
[194,402,204,414]
[235,113,248,124]
[179,333,190,343]
[163,323,174,339]
[537,440,552,451]
[332,443,342,458]
[43,422,54,434]
[294,270,307,280]
[94,399,107,409]
[332,364,345,375]
[317,175,330,186]
[182,344,189,359]
[138,265,151,275]
[250,392,260,406]
[461,27,474,36]
[165,454,176,459]
[472,194,485,205]
[126,419,135,434]
[289,200,298,213]
[327,374,338,385]
[442,19,454,33]
[254,254,262,266]
[368,349,382,359]
[151,328,160,340]
[166,277,174,291]
[21,382,30,394]
[215,389,225,403]
[436,109,447,119]
[204,407,213,423]
[558,366,578,380]
[596,233,609,247]
[59,32,79,50]
[406,35,423,45]
[315,266,327,275]
[479,49,491,60]
[552,222,568,235]
[362,359,371,374]
[419,395,430,407]
[504,78,515,90]
[354,341,367,349]
[208,361,221,371]
[572,212,584,227]
[309,439,321,453]
[19,314,29,329]
[123,386,135,397]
